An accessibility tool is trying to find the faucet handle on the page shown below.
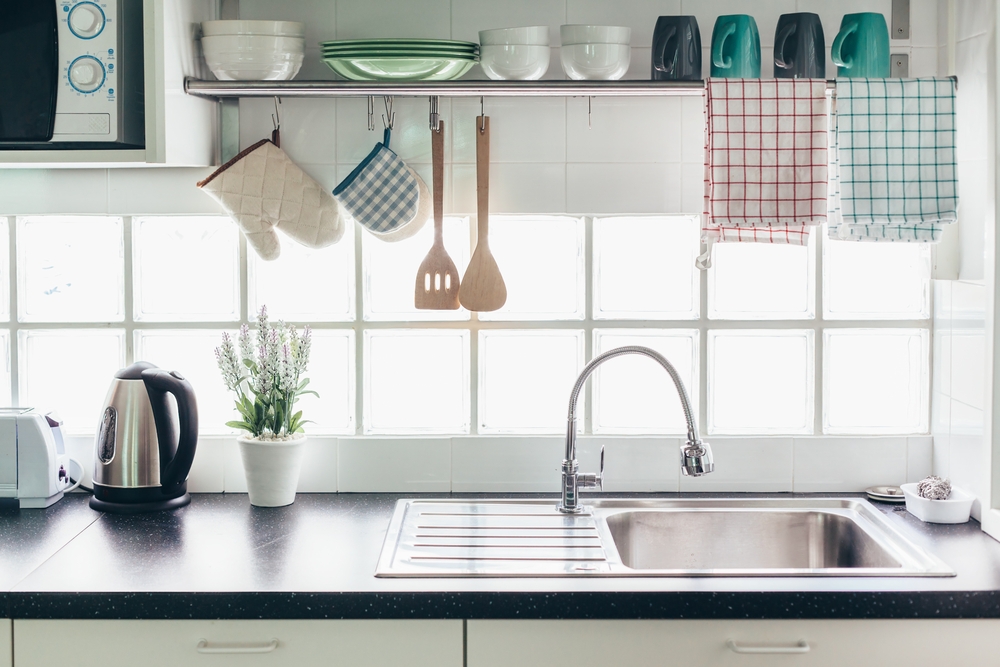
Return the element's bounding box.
[578,445,605,492]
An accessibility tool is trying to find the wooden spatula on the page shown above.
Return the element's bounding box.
[414,120,460,310]
[459,115,507,312]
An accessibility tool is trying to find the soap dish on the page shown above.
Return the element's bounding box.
[900,482,974,524]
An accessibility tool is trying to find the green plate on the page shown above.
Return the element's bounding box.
[323,56,478,81]
[321,38,478,49]
[323,46,478,55]
[322,49,478,59]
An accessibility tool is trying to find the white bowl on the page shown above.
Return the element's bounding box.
[560,24,631,46]
[560,43,630,80]
[900,483,975,524]
[479,26,549,46]
[479,45,550,80]
[202,20,305,37]
[205,53,304,81]
[202,35,305,55]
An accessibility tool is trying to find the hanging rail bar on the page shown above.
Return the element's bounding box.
[184,76,956,100]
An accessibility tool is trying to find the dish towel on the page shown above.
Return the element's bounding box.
[698,79,829,269]
[829,77,958,242]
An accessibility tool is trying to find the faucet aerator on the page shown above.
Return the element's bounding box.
[681,442,714,477]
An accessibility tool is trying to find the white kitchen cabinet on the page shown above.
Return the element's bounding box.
[468,619,1000,667]
[14,619,462,667]
[0,620,10,667]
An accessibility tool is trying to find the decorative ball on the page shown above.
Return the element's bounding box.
[917,475,952,500]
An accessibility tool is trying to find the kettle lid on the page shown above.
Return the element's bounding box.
[115,361,160,380]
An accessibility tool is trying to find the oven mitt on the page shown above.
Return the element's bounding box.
[197,139,345,261]
[334,128,429,242]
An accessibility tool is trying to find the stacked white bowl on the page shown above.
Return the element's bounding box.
[478,26,550,80]
[559,25,631,80]
[201,20,305,81]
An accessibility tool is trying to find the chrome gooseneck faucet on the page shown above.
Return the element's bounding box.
[558,345,714,514]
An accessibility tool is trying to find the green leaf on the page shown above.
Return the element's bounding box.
[225,420,252,431]
[297,377,311,390]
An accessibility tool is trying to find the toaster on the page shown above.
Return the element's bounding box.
[0,408,73,508]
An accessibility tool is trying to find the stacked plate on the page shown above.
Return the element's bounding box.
[321,39,479,81]
[201,20,305,81]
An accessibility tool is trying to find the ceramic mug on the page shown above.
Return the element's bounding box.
[651,16,702,81]
[711,14,761,78]
[773,12,825,78]
[832,12,889,78]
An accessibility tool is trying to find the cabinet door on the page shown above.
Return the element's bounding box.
[15,619,462,667]
[468,619,1000,667]
[0,620,10,667]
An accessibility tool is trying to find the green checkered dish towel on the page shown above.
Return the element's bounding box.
[829,77,958,242]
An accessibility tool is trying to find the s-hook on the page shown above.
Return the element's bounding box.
[588,96,593,130]
[429,96,440,131]
[367,96,375,131]
[382,96,395,130]
[271,96,282,145]
[479,96,486,133]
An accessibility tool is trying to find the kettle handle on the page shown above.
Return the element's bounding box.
[142,369,199,489]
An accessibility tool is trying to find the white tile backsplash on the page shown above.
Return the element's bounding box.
[452,98,567,164]
[566,0,682,47]
[577,437,681,492]
[187,438,225,492]
[567,98,682,163]
[566,163,682,214]
[452,0,566,47]
[793,437,908,492]
[239,0,336,45]
[679,437,793,492]
[452,436,563,492]
[906,436,933,483]
[335,0,451,40]
[338,438,451,492]
[108,168,220,215]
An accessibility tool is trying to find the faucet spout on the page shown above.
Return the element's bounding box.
[558,345,713,514]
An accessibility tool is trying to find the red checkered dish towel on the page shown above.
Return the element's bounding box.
[698,79,828,269]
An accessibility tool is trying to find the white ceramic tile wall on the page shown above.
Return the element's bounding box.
[7,0,949,497]
[931,278,990,520]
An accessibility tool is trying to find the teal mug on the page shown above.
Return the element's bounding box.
[711,14,761,78]
[832,12,889,77]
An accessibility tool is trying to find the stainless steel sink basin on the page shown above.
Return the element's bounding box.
[375,498,954,577]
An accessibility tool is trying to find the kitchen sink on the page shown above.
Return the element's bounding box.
[375,498,954,577]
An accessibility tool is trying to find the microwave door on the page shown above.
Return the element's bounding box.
[0,1,58,142]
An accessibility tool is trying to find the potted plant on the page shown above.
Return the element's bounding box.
[215,306,315,507]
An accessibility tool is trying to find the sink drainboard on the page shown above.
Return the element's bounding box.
[375,498,955,578]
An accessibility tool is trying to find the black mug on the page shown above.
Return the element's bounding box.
[773,12,825,78]
[651,16,702,81]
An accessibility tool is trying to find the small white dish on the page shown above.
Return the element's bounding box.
[560,43,630,80]
[479,26,549,46]
[479,44,550,80]
[900,482,974,524]
[201,34,305,55]
[201,20,305,37]
[560,24,631,46]
[205,53,304,81]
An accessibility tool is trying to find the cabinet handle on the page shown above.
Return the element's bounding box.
[196,639,279,654]
[727,639,810,654]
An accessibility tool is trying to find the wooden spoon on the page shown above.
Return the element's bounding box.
[459,115,507,312]
[414,120,460,310]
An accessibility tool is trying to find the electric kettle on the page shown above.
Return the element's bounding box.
[90,362,198,513]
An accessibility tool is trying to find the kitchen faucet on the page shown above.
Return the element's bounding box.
[558,345,713,514]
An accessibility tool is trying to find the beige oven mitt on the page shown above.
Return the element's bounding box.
[197,139,345,260]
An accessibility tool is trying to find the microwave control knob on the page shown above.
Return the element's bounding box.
[68,2,106,39]
[69,56,105,93]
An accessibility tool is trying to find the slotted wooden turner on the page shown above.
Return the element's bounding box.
[414,120,460,310]
[459,115,507,312]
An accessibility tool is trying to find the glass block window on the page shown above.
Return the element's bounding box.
[0,215,930,436]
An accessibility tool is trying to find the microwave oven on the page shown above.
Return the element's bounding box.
[0,0,144,149]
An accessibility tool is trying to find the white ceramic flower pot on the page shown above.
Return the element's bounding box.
[237,435,307,507]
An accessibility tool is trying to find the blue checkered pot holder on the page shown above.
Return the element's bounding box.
[334,129,426,239]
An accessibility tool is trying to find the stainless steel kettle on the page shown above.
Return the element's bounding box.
[90,361,198,513]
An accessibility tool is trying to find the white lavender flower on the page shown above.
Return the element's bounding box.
[215,332,243,391]
[255,305,270,349]
[278,343,296,393]
[254,343,274,395]
[237,323,253,365]
[296,326,312,376]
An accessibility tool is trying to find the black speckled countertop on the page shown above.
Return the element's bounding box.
[3,493,1000,620]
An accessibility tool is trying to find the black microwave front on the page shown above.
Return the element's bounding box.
[0,0,144,149]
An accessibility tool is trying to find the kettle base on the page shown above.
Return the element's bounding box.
[89,493,191,514]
